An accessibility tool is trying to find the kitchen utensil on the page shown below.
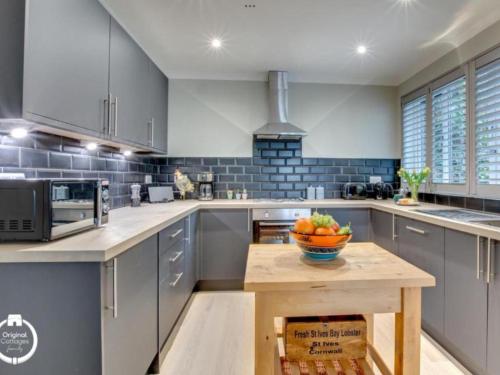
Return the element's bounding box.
[289,231,352,261]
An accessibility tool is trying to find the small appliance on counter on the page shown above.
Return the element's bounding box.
[197,172,214,201]
[0,178,110,241]
[366,182,394,200]
[341,183,367,200]
[148,186,174,203]
[130,184,141,207]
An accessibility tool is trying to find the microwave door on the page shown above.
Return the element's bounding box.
[50,181,97,239]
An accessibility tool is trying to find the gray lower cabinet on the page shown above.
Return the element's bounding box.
[370,209,398,254]
[109,18,151,147]
[102,235,158,375]
[200,209,251,281]
[397,217,445,336]
[318,208,370,242]
[23,0,110,135]
[149,62,169,153]
[444,230,488,374]
[488,240,500,375]
[185,212,199,292]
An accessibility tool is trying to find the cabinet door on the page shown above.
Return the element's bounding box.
[149,62,169,153]
[444,230,487,373]
[23,0,110,135]
[109,19,150,146]
[102,235,158,375]
[397,217,445,336]
[319,208,370,242]
[370,210,398,254]
[488,240,500,375]
[200,209,251,281]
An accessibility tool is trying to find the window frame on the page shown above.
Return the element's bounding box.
[400,45,500,198]
[401,87,428,175]
[428,67,468,195]
[471,48,500,198]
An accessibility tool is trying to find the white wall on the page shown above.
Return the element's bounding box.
[168,79,399,158]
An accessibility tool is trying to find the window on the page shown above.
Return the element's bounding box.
[402,95,427,171]
[475,58,500,185]
[431,76,467,184]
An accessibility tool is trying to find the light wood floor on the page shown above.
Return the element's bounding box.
[160,292,469,375]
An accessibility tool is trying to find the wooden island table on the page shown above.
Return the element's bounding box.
[244,243,435,375]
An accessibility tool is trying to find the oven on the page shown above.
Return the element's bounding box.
[253,208,311,244]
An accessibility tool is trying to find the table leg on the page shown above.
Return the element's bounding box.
[364,314,374,367]
[255,292,275,375]
[394,288,421,375]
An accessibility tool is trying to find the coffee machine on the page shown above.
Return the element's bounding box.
[197,172,214,200]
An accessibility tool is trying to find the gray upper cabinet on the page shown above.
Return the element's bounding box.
[109,19,151,147]
[444,230,487,374]
[370,210,398,254]
[318,208,370,242]
[102,235,158,375]
[488,240,500,375]
[200,209,251,281]
[23,0,110,135]
[149,62,169,153]
[1,0,170,153]
[397,217,445,336]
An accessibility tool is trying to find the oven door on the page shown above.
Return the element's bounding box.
[50,180,98,239]
[255,221,295,244]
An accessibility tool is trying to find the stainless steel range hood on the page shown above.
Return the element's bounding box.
[254,71,306,140]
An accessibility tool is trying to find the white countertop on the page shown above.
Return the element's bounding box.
[1,199,500,263]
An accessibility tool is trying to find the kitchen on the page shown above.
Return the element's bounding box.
[1,0,500,374]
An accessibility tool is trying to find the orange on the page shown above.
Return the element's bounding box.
[294,218,315,234]
[314,227,336,236]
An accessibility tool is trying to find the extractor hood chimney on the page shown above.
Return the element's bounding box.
[253,71,306,140]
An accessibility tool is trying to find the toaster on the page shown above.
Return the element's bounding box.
[341,183,367,200]
[366,182,394,200]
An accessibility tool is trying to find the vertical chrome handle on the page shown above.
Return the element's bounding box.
[487,239,495,284]
[151,117,155,147]
[248,209,251,232]
[392,214,398,241]
[107,93,113,135]
[105,258,118,318]
[103,98,109,133]
[113,97,118,137]
[148,120,153,146]
[477,236,482,280]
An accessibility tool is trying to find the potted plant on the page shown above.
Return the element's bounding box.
[397,166,431,202]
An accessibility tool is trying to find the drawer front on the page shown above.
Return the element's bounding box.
[159,240,186,347]
[159,219,185,251]
[398,217,445,335]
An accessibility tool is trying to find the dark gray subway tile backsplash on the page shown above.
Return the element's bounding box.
[1,134,405,207]
[0,132,159,209]
[163,140,400,199]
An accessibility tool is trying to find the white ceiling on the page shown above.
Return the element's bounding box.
[100,0,500,86]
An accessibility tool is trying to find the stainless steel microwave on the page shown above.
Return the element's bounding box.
[0,179,110,241]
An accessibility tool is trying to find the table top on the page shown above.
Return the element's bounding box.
[244,243,435,292]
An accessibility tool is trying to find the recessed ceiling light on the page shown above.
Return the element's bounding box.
[123,150,132,157]
[10,128,28,139]
[86,142,97,151]
[211,38,222,49]
[357,45,367,55]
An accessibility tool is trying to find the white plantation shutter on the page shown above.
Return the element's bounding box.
[431,76,467,184]
[476,57,500,185]
[402,96,427,171]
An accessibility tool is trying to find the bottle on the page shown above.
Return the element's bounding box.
[307,186,316,200]
[315,185,325,200]
[130,184,141,207]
